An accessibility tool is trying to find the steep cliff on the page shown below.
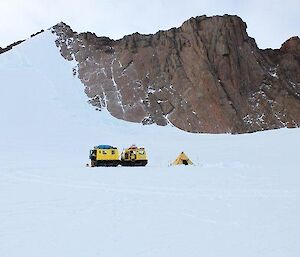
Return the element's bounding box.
[51,15,299,133]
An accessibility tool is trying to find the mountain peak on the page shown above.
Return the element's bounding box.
[1,15,299,133]
[50,14,300,133]
[281,36,300,53]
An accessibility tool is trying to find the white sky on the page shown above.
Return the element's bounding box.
[0,0,299,49]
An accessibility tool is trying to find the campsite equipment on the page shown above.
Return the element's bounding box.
[172,152,193,165]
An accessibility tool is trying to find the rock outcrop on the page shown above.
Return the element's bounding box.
[0,40,25,54]
[51,15,299,133]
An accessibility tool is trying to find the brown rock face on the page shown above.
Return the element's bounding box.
[52,15,300,133]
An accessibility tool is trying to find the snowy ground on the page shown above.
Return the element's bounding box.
[0,31,300,257]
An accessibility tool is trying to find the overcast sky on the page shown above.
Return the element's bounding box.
[0,0,299,49]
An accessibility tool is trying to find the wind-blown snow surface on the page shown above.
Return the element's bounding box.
[0,31,300,257]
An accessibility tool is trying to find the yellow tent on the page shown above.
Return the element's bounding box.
[172,152,193,165]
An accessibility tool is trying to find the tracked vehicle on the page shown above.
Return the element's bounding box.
[120,145,148,166]
[89,145,120,167]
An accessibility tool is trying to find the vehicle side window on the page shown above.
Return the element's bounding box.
[112,150,115,154]
[103,150,107,154]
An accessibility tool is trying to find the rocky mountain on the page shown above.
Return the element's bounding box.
[3,15,300,133]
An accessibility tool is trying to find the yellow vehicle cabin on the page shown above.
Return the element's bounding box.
[121,145,148,166]
[89,145,120,167]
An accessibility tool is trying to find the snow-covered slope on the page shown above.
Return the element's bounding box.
[0,31,300,257]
